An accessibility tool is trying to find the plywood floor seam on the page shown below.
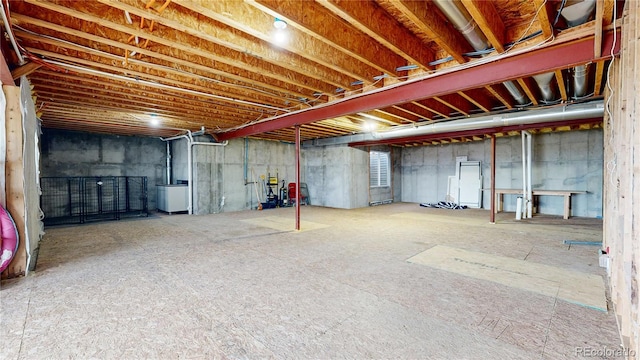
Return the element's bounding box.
[1,204,619,359]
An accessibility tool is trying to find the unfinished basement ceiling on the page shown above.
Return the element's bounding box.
[1,0,621,144]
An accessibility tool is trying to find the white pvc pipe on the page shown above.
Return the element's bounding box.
[166,141,171,184]
[0,1,25,65]
[526,131,533,218]
[188,136,227,215]
[521,131,527,219]
[160,134,192,214]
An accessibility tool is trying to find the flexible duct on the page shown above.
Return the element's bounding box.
[433,0,529,105]
[371,101,603,140]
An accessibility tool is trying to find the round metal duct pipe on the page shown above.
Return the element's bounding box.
[371,101,603,140]
[533,72,558,102]
[432,0,489,51]
[433,0,529,105]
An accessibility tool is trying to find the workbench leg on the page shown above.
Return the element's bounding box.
[563,194,570,220]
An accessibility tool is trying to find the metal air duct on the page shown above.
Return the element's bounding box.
[371,101,603,141]
[433,0,530,106]
[561,0,597,98]
[533,72,557,102]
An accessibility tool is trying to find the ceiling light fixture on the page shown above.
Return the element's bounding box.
[363,121,377,132]
[273,18,287,30]
[149,114,160,126]
[273,30,288,45]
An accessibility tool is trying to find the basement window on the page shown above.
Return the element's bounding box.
[370,151,390,188]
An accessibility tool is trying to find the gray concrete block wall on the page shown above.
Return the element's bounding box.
[369,145,397,205]
[302,144,369,209]
[400,129,603,218]
[184,138,296,214]
[40,129,166,210]
[171,138,189,184]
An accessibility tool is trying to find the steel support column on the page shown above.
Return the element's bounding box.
[295,125,301,231]
[490,134,496,224]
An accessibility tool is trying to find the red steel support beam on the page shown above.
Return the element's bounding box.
[217,30,619,141]
[348,118,603,147]
[0,48,14,86]
[295,125,301,231]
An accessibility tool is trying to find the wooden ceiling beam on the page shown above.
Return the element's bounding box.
[12,14,323,99]
[20,0,345,92]
[485,84,514,109]
[516,77,540,106]
[433,93,472,116]
[603,0,615,26]
[392,104,433,121]
[362,110,405,125]
[595,0,604,58]
[42,118,181,137]
[168,0,372,85]
[316,0,434,70]
[387,0,471,64]
[532,0,555,39]
[31,70,267,116]
[413,99,452,118]
[20,36,295,109]
[593,60,607,96]
[36,89,246,125]
[25,47,286,113]
[554,69,568,101]
[39,99,230,127]
[251,0,406,76]
[460,0,506,53]
[11,61,42,80]
[31,77,260,120]
[458,89,493,112]
[376,107,419,123]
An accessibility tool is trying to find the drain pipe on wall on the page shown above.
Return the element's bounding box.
[160,133,191,213]
[521,130,533,219]
[161,128,228,215]
[189,128,228,214]
[165,141,171,184]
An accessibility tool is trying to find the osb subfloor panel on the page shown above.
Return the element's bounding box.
[1,203,621,359]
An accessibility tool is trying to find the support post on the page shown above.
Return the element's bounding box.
[526,131,533,218]
[490,134,496,223]
[295,125,301,231]
[521,131,526,219]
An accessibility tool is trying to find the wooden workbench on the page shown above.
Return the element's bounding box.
[492,189,587,219]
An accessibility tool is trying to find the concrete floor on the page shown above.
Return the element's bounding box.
[1,203,621,359]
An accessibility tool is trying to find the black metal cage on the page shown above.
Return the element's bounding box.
[40,176,148,226]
